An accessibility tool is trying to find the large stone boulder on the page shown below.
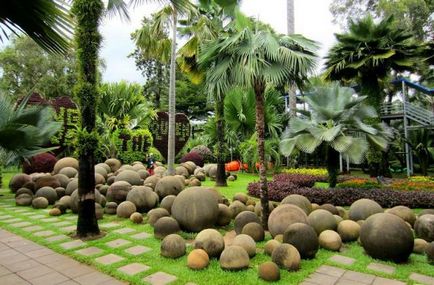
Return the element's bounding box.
[426,242,434,264]
[32,197,49,209]
[116,201,137,218]
[194,229,224,258]
[171,187,219,232]
[65,178,78,195]
[414,214,434,242]
[268,204,308,237]
[58,167,78,178]
[53,157,79,173]
[35,175,61,190]
[160,234,185,258]
[216,204,232,226]
[16,194,33,206]
[9,174,32,193]
[307,209,338,235]
[283,223,318,259]
[234,211,260,234]
[160,195,176,214]
[53,174,70,188]
[154,217,180,239]
[271,243,301,271]
[105,158,121,172]
[106,181,132,204]
[360,213,414,262]
[115,170,142,186]
[155,176,184,199]
[187,249,209,270]
[147,208,170,226]
[34,186,58,204]
[264,240,281,256]
[229,201,247,218]
[337,220,360,242]
[281,194,312,215]
[319,230,342,251]
[258,262,280,282]
[219,246,249,271]
[349,199,383,221]
[175,166,189,178]
[386,206,416,227]
[232,234,256,257]
[143,175,160,189]
[242,222,265,242]
[126,186,158,212]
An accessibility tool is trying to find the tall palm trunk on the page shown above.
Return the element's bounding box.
[254,80,269,229]
[326,145,339,187]
[167,8,177,175]
[72,0,102,237]
[215,94,227,186]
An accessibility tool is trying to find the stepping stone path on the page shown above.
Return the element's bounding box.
[95,254,124,265]
[367,263,396,274]
[106,239,131,248]
[118,263,150,276]
[328,254,356,265]
[143,271,177,285]
[124,245,151,255]
[59,240,86,250]
[75,247,103,257]
[130,232,151,239]
[113,228,136,234]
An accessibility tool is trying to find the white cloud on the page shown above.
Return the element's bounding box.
[100,0,340,83]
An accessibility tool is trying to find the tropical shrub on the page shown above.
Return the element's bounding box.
[282,168,328,176]
[191,145,214,163]
[22,153,57,174]
[388,179,434,192]
[273,174,326,187]
[180,152,204,167]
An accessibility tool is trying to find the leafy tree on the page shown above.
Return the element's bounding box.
[0,36,76,99]
[329,0,433,40]
[199,16,317,227]
[409,129,434,176]
[1,0,72,54]
[280,83,393,187]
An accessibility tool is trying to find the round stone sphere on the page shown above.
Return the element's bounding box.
[107,181,132,204]
[154,217,180,239]
[194,229,224,258]
[234,211,260,234]
[126,186,158,212]
[360,213,414,262]
[160,195,176,214]
[414,214,434,242]
[34,186,57,205]
[116,201,137,218]
[9,174,32,193]
[187,249,209,270]
[337,220,361,242]
[242,222,265,242]
[53,157,79,173]
[233,192,248,204]
[413,238,428,254]
[232,234,256,257]
[147,208,170,226]
[264,240,281,256]
[171,187,219,232]
[419,209,434,217]
[105,202,117,215]
[216,204,232,226]
[426,242,434,264]
[160,234,186,258]
[15,187,33,197]
[307,209,337,235]
[115,170,142,186]
[59,167,78,178]
[349,199,383,221]
[65,178,78,195]
[15,194,33,206]
[130,212,143,224]
[49,208,62,216]
[319,230,342,251]
[219,246,250,271]
[268,204,308,237]
[283,223,318,259]
[386,206,416,227]
[254,202,275,218]
[32,197,49,209]
[258,261,280,282]
[271,243,301,271]
[105,158,122,172]
[281,194,312,215]
[35,175,61,190]
[229,201,247,218]
[155,176,184,199]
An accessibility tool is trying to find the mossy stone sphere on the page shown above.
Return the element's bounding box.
[126,186,158,212]
[116,201,137,218]
[386,206,416,227]
[413,238,428,254]
[268,204,308,238]
[319,230,342,251]
[319,203,339,215]
[414,214,434,242]
[35,175,61,190]
[96,163,111,175]
[53,202,67,214]
[337,220,361,242]
[35,186,57,205]
[271,243,301,271]
[15,194,33,206]
[349,199,383,221]
[283,223,318,259]
[130,212,143,224]
[171,187,219,232]
[307,209,338,235]
[234,211,260,235]
[9,174,32,193]
[58,167,78,178]
[115,170,142,186]
[229,201,247,218]
[232,234,256,257]
[233,192,248,204]
[264,240,281,256]
[105,158,122,172]
[175,166,189,178]
[242,222,265,242]
[194,229,224,258]
[144,175,161,189]
[281,194,312,215]
[360,213,414,262]
[153,166,166,177]
[155,176,184,199]
[53,157,79,173]
[187,249,209,270]
[154,217,180,239]
[160,234,186,258]
[160,195,176,214]
[53,174,70,188]
[216,204,232,226]
[107,181,132,204]
[32,197,49,209]
[105,201,117,215]
[219,246,250,271]
[426,242,434,264]
[258,261,280,282]
[147,208,170,226]
[65,178,78,195]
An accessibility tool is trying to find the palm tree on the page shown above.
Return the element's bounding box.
[280,83,393,187]
[1,0,73,54]
[199,17,318,227]
[0,94,60,187]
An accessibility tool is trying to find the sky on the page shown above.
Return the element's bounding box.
[99,0,341,83]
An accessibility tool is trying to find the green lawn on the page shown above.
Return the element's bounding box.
[0,170,432,284]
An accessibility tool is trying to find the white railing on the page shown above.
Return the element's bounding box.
[381,102,434,126]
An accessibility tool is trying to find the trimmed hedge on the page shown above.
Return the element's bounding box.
[180,152,204,167]
[247,181,434,208]
[273,173,326,187]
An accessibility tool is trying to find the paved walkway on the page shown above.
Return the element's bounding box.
[0,229,126,285]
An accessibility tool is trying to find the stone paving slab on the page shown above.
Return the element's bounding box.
[372,277,406,285]
[60,240,86,250]
[409,273,434,285]
[329,254,356,265]
[106,239,131,248]
[99,222,121,228]
[367,263,396,274]
[22,225,43,232]
[125,245,151,255]
[95,254,124,265]
[118,263,150,275]
[34,230,56,237]
[143,271,177,285]
[14,222,33,228]
[130,232,151,240]
[75,247,103,257]
[113,228,136,234]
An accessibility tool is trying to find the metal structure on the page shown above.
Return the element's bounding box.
[381,78,434,176]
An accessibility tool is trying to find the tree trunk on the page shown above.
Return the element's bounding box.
[167,8,177,175]
[254,80,269,229]
[288,83,297,117]
[326,145,339,188]
[215,94,227,187]
[72,0,103,238]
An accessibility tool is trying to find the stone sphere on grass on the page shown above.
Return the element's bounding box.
[268,204,308,237]
[233,192,248,204]
[9,174,32,193]
[194,229,224,258]
[232,234,256,257]
[234,211,260,234]
[413,239,428,254]
[386,206,416,227]
[319,203,339,215]
[115,170,142,186]
[35,186,58,205]
[15,194,33,206]
[95,203,104,220]
[242,222,264,242]
[216,204,232,226]
[360,213,414,262]
[414,214,434,242]
[32,197,49,209]
[49,207,62,216]
[426,242,434,264]
[105,158,122,172]
[155,176,184,199]
[55,187,66,199]
[187,249,209,270]
[15,188,33,197]
[229,201,247,218]
[154,217,180,239]
[105,202,117,215]
[337,220,361,242]
[130,212,143,224]
[264,240,281,256]
[160,234,186,258]
[349,199,383,221]
[160,195,176,214]
[58,167,77,178]
[65,178,78,195]
[283,223,318,259]
[258,262,280,282]
[319,230,342,251]
[126,186,158,212]
[144,175,161,189]
[106,181,132,204]
[307,209,337,235]
[53,157,79,173]
[281,194,312,215]
[147,208,170,226]
[219,246,250,271]
[116,201,137,218]
[271,243,301,271]
[53,174,70,188]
